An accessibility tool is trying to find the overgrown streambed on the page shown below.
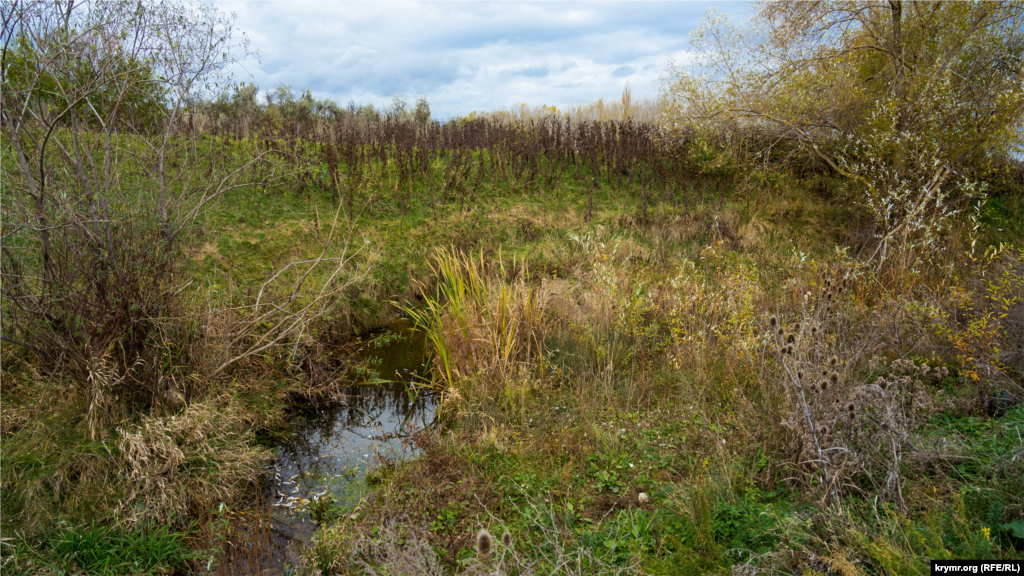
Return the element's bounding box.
[248,319,437,573]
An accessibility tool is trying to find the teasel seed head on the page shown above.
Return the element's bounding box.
[829,356,838,367]
[846,402,855,412]
[778,328,784,337]
[837,286,843,294]
[787,345,794,355]
[797,370,804,381]
[501,532,512,547]
[794,322,801,332]
[810,383,818,393]
[786,333,796,344]
[769,315,778,328]
[830,372,839,383]
[819,380,829,391]
[476,529,493,557]
[811,325,818,335]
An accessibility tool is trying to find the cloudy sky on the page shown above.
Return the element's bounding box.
[213,1,725,119]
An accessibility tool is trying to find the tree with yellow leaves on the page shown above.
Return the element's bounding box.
[662,1,1024,267]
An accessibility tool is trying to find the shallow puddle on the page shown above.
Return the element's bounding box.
[246,318,437,573]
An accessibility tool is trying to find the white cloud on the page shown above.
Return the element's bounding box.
[214,1,714,119]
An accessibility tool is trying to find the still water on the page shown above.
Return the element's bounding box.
[258,318,437,570]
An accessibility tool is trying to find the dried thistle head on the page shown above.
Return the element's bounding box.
[476,529,493,557]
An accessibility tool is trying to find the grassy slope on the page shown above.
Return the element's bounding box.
[198,170,1023,574]
[3,140,1023,574]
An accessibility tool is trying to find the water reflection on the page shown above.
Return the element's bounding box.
[269,318,436,515]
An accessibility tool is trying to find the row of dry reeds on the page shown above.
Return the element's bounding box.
[190,89,776,222]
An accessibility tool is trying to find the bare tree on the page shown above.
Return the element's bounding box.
[0,1,258,380]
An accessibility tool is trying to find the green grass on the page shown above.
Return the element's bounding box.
[4,133,1023,574]
[48,523,198,576]
[1,523,197,576]
[286,164,1023,572]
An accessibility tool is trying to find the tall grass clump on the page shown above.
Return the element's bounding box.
[406,248,547,396]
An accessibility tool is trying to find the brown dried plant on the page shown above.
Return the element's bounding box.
[115,402,269,526]
[770,278,953,512]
